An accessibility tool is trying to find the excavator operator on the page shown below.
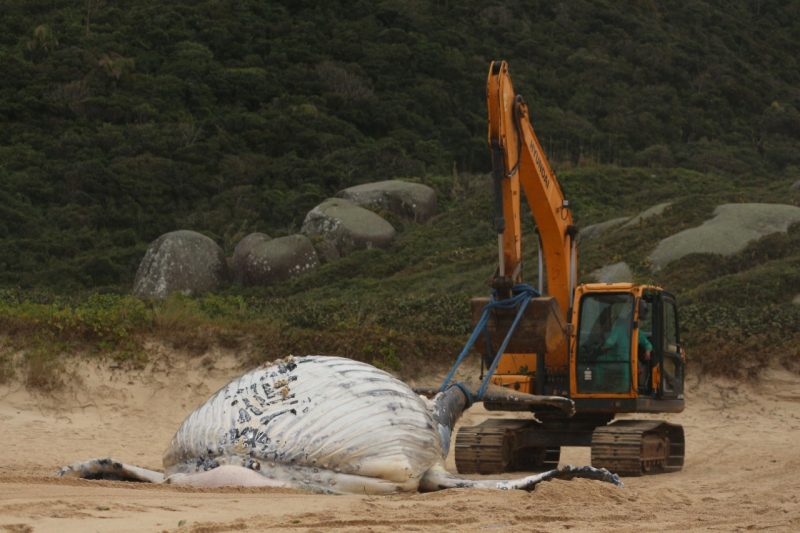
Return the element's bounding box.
[600,302,634,391]
[599,300,654,393]
[637,301,655,394]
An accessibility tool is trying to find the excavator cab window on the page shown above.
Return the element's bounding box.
[637,296,656,394]
[576,293,634,394]
[659,297,684,397]
[639,299,654,336]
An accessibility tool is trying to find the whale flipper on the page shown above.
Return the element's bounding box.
[419,462,622,492]
[58,458,165,483]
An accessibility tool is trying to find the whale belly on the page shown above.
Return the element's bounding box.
[163,356,441,487]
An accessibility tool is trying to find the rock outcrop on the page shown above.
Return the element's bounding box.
[581,203,672,243]
[337,180,437,222]
[580,217,629,242]
[232,233,319,286]
[231,232,271,283]
[589,262,633,283]
[301,198,396,259]
[621,202,672,228]
[648,203,800,271]
[133,230,228,299]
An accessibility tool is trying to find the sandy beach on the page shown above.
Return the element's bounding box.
[1,349,798,532]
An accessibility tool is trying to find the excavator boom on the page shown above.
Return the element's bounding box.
[487,60,576,318]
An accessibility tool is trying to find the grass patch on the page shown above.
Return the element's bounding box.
[578,173,800,378]
[1,167,798,385]
[22,341,66,391]
[0,349,14,384]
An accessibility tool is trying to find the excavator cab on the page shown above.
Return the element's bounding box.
[572,285,685,403]
[575,292,636,394]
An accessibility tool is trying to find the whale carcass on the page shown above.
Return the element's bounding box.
[59,355,621,493]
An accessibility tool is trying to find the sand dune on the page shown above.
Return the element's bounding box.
[1,350,798,532]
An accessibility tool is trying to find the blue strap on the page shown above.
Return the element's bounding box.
[449,381,475,407]
[439,284,540,400]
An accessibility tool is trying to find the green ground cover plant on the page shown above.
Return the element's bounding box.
[1,170,797,388]
[2,2,799,387]
[1,1,799,289]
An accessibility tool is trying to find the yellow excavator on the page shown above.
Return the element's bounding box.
[444,61,685,477]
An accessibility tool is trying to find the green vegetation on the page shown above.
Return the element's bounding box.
[0,2,798,386]
[574,168,800,378]
[1,0,799,288]
[1,170,798,387]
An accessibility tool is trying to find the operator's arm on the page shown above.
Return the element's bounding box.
[639,331,653,360]
[639,331,653,352]
[602,327,619,351]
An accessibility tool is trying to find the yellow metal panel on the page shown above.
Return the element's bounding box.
[494,353,538,375]
[490,374,533,394]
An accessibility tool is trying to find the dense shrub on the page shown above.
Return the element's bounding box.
[1,1,799,288]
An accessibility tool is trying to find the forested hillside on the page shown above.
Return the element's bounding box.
[1,0,799,288]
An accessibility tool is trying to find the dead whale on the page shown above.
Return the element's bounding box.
[59,355,621,493]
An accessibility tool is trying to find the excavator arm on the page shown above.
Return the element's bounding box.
[487,60,577,319]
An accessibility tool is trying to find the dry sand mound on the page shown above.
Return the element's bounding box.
[648,203,800,271]
[1,349,799,532]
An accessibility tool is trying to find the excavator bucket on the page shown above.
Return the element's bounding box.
[470,296,567,355]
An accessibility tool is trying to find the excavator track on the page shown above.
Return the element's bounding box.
[454,419,560,474]
[591,420,684,476]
